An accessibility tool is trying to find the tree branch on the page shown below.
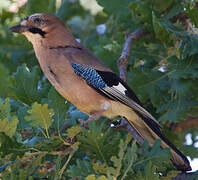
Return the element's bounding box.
[113,117,144,144]
[170,116,198,132]
[117,29,149,81]
[116,29,148,143]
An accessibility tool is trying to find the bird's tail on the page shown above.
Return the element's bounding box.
[124,113,191,171]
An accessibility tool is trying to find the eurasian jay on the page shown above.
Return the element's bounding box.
[10,13,191,171]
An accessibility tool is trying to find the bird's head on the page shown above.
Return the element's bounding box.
[10,13,79,47]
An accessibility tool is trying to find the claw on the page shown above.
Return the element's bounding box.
[78,109,106,129]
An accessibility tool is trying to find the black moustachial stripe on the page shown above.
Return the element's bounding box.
[28,27,46,37]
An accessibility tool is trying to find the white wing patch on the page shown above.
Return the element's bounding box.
[113,83,127,94]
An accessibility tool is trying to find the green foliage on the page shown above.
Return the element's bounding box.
[85,175,107,180]
[0,98,18,137]
[134,161,160,180]
[25,102,54,137]
[26,0,56,14]
[106,135,137,180]
[68,159,95,179]
[0,0,198,179]
[10,64,47,105]
[188,8,198,28]
[96,0,130,16]
[78,121,120,162]
[136,139,172,171]
[0,64,12,97]
[47,87,70,129]
[0,132,26,159]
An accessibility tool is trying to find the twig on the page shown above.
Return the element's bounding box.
[117,29,149,81]
[170,116,198,132]
[113,117,144,144]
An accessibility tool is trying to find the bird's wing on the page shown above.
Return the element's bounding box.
[70,62,162,130]
[56,46,161,129]
[59,46,112,72]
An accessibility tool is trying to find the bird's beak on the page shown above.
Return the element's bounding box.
[9,20,29,33]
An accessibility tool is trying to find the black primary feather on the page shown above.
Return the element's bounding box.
[96,70,142,105]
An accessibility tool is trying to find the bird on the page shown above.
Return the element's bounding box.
[10,13,191,171]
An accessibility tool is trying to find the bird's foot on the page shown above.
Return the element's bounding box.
[112,117,128,129]
[78,118,89,129]
[78,109,106,129]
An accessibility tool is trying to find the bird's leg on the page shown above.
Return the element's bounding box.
[79,101,111,129]
[113,117,144,144]
[78,109,106,129]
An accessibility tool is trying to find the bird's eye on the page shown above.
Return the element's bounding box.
[24,16,29,20]
[34,18,42,24]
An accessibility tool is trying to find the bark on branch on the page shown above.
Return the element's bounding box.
[171,116,198,132]
[117,29,149,81]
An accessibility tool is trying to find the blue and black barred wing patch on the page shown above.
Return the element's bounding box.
[71,62,107,89]
[71,62,161,129]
